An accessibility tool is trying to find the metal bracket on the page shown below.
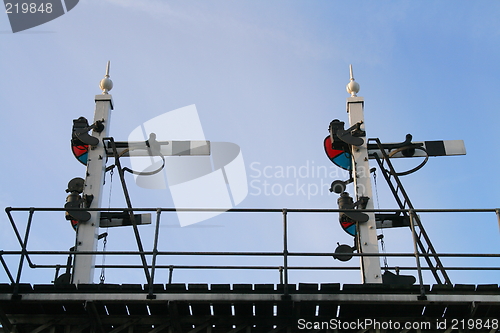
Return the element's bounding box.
[83,194,94,207]
[72,117,100,146]
[338,192,369,223]
[367,134,425,156]
[356,196,369,209]
[329,119,364,147]
[93,119,105,133]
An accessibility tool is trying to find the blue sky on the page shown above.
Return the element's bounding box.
[0,1,499,286]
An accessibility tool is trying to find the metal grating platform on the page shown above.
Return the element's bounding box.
[1,283,499,333]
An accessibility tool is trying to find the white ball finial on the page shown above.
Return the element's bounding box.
[346,64,360,97]
[99,61,113,94]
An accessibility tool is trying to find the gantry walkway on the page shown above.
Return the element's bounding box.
[1,282,500,333]
[1,207,499,332]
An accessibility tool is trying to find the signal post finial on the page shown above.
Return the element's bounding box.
[100,61,113,94]
[346,64,360,97]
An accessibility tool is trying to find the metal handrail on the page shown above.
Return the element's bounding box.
[2,251,500,257]
[6,207,500,212]
[2,206,499,299]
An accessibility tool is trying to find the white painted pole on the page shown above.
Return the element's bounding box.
[346,65,382,284]
[72,63,113,284]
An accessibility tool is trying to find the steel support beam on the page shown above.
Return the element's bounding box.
[108,320,138,333]
[227,324,248,333]
[69,324,90,333]
[85,301,105,333]
[0,306,13,333]
[187,321,211,333]
[147,322,171,333]
[29,320,59,333]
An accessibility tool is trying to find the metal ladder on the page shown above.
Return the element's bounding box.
[369,138,452,285]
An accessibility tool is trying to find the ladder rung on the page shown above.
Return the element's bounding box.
[373,138,451,285]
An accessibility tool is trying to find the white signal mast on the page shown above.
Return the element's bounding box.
[70,63,211,284]
[345,65,382,283]
[72,62,114,284]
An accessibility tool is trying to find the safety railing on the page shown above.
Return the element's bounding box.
[2,207,500,300]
